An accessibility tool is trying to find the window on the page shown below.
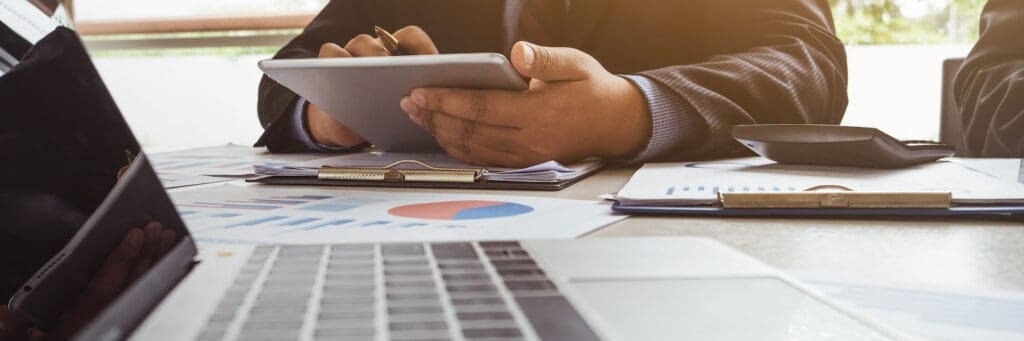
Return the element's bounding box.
[831,0,985,141]
[74,0,990,150]
[74,0,327,21]
[831,0,985,45]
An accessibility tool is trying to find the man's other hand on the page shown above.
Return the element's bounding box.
[307,26,439,147]
[401,42,652,167]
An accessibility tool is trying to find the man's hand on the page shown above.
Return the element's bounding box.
[307,26,439,147]
[400,42,652,167]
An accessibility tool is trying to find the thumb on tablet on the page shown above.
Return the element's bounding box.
[511,42,599,82]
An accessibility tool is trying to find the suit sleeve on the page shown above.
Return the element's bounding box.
[953,0,1024,157]
[255,0,380,152]
[636,0,848,160]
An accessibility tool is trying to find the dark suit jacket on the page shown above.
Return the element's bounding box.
[953,0,1024,157]
[257,0,848,160]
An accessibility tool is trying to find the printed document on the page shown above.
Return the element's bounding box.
[617,157,1024,206]
[257,152,603,183]
[800,272,1024,341]
[172,184,623,244]
[150,145,332,188]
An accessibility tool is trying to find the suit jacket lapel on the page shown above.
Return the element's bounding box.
[565,0,610,48]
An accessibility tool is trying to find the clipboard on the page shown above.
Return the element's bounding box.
[611,202,1024,217]
[613,157,1024,218]
[613,186,1024,217]
[247,160,600,191]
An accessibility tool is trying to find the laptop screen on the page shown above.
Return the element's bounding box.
[1,4,191,339]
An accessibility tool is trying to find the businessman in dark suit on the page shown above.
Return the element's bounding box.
[257,0,848,167]
[954,0,1024,157]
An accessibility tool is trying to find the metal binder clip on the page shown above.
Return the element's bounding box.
[317,160,486,183]
[719,184,952,209]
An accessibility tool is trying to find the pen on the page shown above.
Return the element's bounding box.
[374,26,405,55]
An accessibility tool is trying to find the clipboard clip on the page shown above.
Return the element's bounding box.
[718,184,952,209]
[317,160,487,183]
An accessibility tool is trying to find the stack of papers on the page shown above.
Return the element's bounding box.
[616,157,1024,206]
[947,158,1024,184]
[257,152,604,183]
[150,145,332,188]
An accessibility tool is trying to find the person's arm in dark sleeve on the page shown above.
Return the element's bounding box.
[255,0,380,153]
[953,0,1024,157]
[631,0,848,161]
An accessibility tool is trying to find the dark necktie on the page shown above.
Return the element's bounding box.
[515,0,568,47]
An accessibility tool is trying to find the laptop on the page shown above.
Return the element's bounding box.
[1,8,902,341]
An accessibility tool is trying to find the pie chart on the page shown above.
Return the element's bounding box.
[388,200,534,220]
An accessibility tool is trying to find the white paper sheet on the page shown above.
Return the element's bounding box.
[264,151,603,183]
[156,173,232,189]
[947,158,1023,184]
[616,157,1024,205]
[149,145,333,188]
[800,273,1024,341]
[171,185,624,245]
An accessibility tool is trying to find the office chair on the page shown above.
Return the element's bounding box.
[940,58,970,156]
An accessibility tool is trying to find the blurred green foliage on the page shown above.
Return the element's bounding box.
[830,0,987,45]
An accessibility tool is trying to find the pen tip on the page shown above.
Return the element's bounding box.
[373,26,400,54]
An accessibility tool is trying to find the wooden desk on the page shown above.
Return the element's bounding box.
[159,145,1023,293]
[322,165,1024,292]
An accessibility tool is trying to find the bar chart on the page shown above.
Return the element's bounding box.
[171,185,621,244]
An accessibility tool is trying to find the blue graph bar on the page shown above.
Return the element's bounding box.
[183,202,282,211]
[400,223,429,228]
[299,218,354,231]
[233,198,309,205]
[280,217,321,226]
[361,220,390,227]
[179,211,197,216]
[666,186,675,195]
[224,216,288,229]
[298,203,359,212]
[210,213,242,218]
[276,195,332,200]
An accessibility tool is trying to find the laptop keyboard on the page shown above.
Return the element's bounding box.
[196,242,598,341]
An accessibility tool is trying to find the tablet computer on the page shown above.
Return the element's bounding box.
[259,53,528,152]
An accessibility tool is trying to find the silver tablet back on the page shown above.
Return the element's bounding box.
[260,53,527,152]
